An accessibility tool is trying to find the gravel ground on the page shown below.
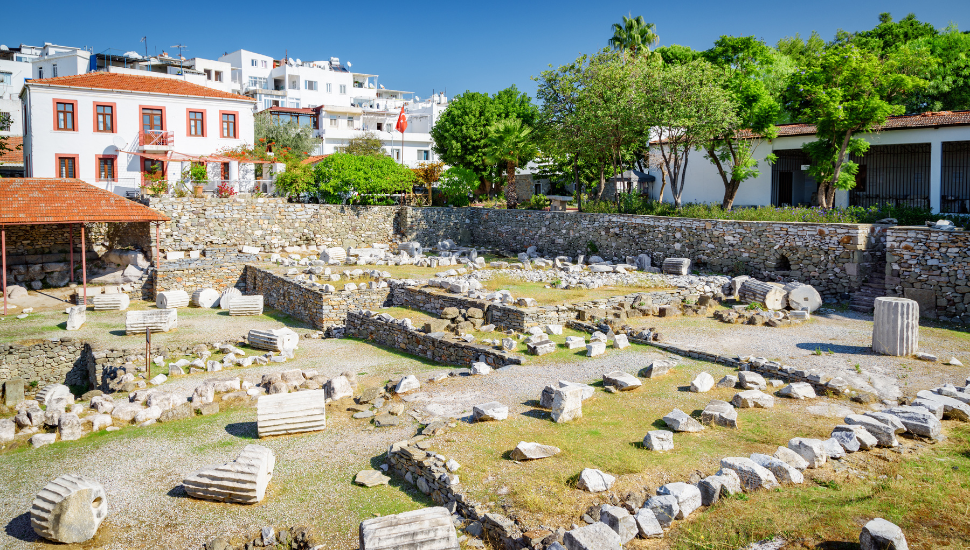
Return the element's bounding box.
[1,306,968,549]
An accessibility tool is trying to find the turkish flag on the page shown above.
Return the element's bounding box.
[395,106,408,133]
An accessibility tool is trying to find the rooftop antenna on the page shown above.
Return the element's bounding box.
[140,36,149,70]
[171,44,188,78]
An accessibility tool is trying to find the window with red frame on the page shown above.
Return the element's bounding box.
[96,105,113,132]
[221,113,236,138]
[189,111,205,136]
[98,157,115,181]
[56,102,74,130]
[58,157,76,178]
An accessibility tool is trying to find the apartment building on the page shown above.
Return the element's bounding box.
[221,49,448,166]
[21,72,255,196]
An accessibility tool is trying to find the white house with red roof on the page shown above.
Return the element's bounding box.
[21,72,257,196]
[646,111,970,213]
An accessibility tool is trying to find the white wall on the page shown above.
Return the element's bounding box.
[0,59,29,135]
[33,51,90,80]
[24,84,255,196]
[648,125,970,211]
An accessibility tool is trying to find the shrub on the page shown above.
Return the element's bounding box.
[216,182,237,198]
[311,153,415,204]
[438,167,479,207]
[518,194,550,210]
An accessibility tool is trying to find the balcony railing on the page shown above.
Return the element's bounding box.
[139,130,174,147]
[137,179,277,197]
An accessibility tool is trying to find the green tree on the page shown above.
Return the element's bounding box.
[776,31,826,68]
[437,167,479,206]
[645,59,737,208]
[430,86,537,195]
[608,15,659,55]
[900,25,970,112]
[702,36,788,209]
[306,153,415,204]
[345,131,387,157]
[849,12,939,54]
[483,118,538,209]
[654,44,701,66]
[254,112,321,158]
[0,113,19,169]
[788,43,926,207]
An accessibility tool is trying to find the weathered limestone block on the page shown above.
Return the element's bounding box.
[701,399,738,429]
[325,376,354,401]
[30,475,107,543]
[732,390,774,409]
[510,441,560,460]
[256,389,326,438]
[832,425,877,451]
[563,522,621,550]
[472,401,509,422]
[779,382,817,400]
[229,295,264,316]
[92,293,129,311]
[739,279,786,310]
[564,336,586,349]
[662,258,690,276]
[643,430,674,451]
[248,328,299,352]
[36,384,71,407]
[750,453,804,484]
[603,371,641,391]
[657,482,702,519]
[845,414,899,447]
[156,290,190,309]
[577,468,615,493]
[192,288,220,308]
[860,518,908,550]
[359,506,459,550]
[698,469,741,506]
[633,508,663,538]
[599,504,636,544]
[787,438,827,468]
[57,413,84,441]
[643,495,679,528]
[690,372,715,393]
[66,305,86,331]
[872,297,919,356]
[663,409,704,432]
[219,287,242,310]
[782,282,822,312]
[719,457,779,491]
[552,386,583,423]
[884,405,942,439]
[182,444,276,504]
[126,309,177,334]
[738,371,767,390]
[586,341,606,357]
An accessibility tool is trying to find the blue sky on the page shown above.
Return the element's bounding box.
[5,1,969,101]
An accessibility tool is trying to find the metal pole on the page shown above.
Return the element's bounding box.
[69,224,74,283]
[146,327,151,377]
[2,228,6,316]
[155,223,160,267]
[81,224,87,307]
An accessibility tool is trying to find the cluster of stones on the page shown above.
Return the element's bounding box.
[204,525,323,550]
[713,276,821,327]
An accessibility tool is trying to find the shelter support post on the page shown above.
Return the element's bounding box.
[69,224,74,283]
[2,227,5,316]
[155,223,160,267]
[81,224,87,307]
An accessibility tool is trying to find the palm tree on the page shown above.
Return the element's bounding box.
[484,118,538,209]
[608,15,659,55]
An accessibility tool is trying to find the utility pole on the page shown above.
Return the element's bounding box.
[171,44,188,78]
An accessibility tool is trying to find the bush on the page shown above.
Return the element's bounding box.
[580,195,970,226]
[438,167,479,207]
[518,194,550,210]
[309,152,416,204]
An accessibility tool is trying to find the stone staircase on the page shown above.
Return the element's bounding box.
[850,262,887,313]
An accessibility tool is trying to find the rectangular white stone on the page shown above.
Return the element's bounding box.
[256,390,326,437]
[126,309,177,334]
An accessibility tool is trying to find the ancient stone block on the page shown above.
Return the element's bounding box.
[872,297,919,356]
[248,328,299,352]
[65,305,86,330]
[182,444,276,504]
[219,287,242,310]
[256,389,326,438]
[359,507,459,550]
[92,293,129,311]
[156,290,190,309]
[552,386,583,423]
[229,295,264,316]
[126,309,177,334]
[192,288,220,308]
[30,475,107,543]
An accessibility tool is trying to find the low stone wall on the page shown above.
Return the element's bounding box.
[245,266,393,329]
[154,256,256,297]
[885,226,970,322]
[0,339,93,391]
[345,311,522,367]
[391,286,490,319]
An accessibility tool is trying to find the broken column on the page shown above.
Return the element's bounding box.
[782,282,822,312]
[551,386,583,423]
[229,296,264,316]
[872,297,919,356]
[662,258,691,276]
[219,287,242,310]
[125,309,177,335]
[359,507,459,550]
[256,389,326,437]
[65,305,86,331]
[182,444,276,504]
[248,328,299,352]
[192,288,220,308]
[156,290,190,309]
[92,293,130,311]
[30,475,108,543]
[739,279,786,310]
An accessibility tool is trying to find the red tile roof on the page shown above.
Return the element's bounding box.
[756,110,970,138]
[27,72,255,102]
[301,154,330,165]
[0,178,170,225]
[0,137,23,165]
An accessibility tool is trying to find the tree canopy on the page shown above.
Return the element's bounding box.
[608,15,659,55]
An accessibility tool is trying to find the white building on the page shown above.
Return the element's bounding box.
[221,49,446,166]
[647,111,970,213]
[21,71,256,196]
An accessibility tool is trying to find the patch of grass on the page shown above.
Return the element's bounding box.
[666,425,970,549]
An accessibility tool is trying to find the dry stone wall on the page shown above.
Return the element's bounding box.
[245,266,393,329]
[345,311,522,367]
[0,339,93,390]
[885,227,970,322]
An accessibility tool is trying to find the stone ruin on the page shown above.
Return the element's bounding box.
[30,474,108,543]
[256,389,326,438]
[125,309,178,334]
[228,295,264,316]
[359,506,459,550]
[183,444,276,504]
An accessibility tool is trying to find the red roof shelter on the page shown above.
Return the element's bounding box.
[0,178,170,314]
